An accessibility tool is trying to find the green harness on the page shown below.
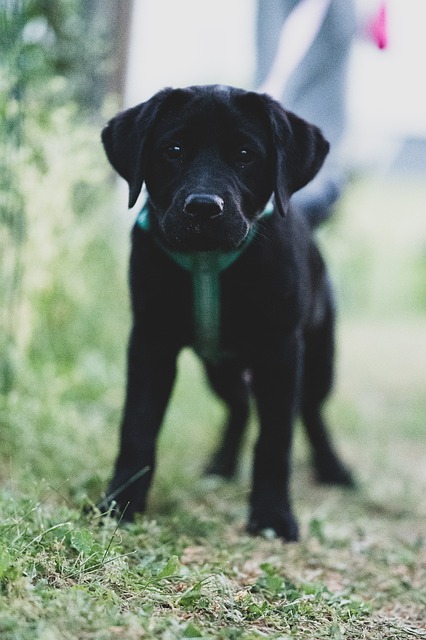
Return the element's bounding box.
[137,201,274,362]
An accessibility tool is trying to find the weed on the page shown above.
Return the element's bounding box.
[1,149,425,639]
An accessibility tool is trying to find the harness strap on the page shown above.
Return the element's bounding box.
[137,201,273,361]
[192,252,221,362]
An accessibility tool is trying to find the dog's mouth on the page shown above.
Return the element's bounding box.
[158,210,251,253]
[161,231,248,253]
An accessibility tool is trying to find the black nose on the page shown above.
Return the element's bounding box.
[183,194,224,219]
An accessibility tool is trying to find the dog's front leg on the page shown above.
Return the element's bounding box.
[103,324,178,520]
[248,332,302,541]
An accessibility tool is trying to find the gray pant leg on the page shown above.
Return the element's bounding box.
[255,0,356,224]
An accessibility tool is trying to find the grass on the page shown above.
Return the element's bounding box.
[1,177,426,639]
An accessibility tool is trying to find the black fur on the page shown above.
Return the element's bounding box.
[100,85,354,541]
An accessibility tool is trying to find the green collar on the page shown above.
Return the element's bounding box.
[137,201,273,361]
[136,201,273,272]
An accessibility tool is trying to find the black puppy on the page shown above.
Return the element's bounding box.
[101,85,353,541]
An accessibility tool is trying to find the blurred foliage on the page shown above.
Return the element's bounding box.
[0,0,122,110]
[0,0,127,394]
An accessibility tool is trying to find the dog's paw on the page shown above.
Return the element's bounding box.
[203,454,237,480]
[96,497,125,519]
[97,466,151,522]
[247,510,299,542]
[96,496,145,523]
[315,456,356,488]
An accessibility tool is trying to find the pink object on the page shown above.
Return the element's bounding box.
[366,2,388,50]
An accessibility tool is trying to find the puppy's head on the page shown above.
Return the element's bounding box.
[102,85,329,251]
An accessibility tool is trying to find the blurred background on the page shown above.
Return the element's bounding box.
[125,0,426,173]
[0,0,425,506]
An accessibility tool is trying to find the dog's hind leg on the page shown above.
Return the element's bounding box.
[301,310,355,487]
[204,359,250,479]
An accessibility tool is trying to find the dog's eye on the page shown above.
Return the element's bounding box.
[164,145,183,161]
[236,148,255,166]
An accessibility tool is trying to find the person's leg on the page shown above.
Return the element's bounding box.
[255,0,299,88]
[282,0,356,225]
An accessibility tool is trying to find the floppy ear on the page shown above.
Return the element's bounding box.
[262,95,330,216]
[101,88,174,208]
